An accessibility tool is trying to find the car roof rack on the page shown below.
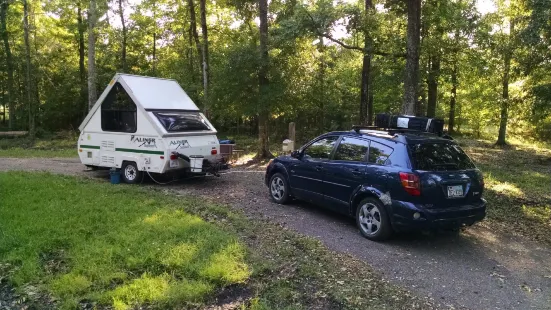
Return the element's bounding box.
[353,125,431,135]
[352,125,452,139]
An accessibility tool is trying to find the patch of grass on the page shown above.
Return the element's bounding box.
[458,137,551,244]
[0,172,249,309]
[0,172,435,309]
[0,131,77,158]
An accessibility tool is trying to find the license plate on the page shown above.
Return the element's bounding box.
[447,185,463,198]
[169,160,179,168]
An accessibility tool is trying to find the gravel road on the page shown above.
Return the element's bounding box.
[1,157,550,310]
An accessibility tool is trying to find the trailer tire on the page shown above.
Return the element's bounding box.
[121,161,143,184]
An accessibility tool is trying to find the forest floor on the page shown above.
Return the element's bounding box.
[0,135,550,309]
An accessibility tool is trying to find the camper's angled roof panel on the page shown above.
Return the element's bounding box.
[119,74,200,111]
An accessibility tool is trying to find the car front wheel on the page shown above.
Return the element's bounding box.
[356,197,392,241]
[269,173,290,204]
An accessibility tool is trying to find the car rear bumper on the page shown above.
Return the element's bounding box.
[390,199,487,231]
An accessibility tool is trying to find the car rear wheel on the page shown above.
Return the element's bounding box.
[121,162,143,184]
[356,197,392,241]
[269,173,290,204]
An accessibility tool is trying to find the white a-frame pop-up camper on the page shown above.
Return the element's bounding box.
[78,74,226,183]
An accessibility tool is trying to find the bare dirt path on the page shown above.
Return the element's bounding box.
[1,157,550,310]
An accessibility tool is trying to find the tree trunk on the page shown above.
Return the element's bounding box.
[1,1,14,130]
[152,0,157,74]
[77,2,86,118]
[426,55,440,118]
[187,0,202,70]
[496,20,515,146]
[118,0,127,73]
[402,0,421,115]
[360,0,373,125]
[368,79,374,125]
[199,0,210,116]
[448,61,457,134]
[1,81,5,124]
[23,0,34,136]
[257,0,272,158]
[87,0,98,111]
[317,36,326,133]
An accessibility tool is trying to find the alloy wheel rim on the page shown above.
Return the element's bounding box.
[270,177,285,200]
[125,165,136,181]
[359,203,381,235]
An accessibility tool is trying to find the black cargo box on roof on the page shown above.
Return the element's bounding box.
[375,113,444,135]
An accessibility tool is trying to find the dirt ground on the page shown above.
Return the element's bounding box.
[1,157,550,310]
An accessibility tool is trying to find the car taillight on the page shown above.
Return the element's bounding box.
[399,172,421,196]
[170,153,178,160]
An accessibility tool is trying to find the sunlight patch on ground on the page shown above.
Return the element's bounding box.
[487,180,524,198]
[522,205,551,225]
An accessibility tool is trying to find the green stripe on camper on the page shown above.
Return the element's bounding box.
[80,145,100,149]
[115,148,164,155]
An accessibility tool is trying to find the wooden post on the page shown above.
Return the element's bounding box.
[288,122,296,151]
[289,122,295,142]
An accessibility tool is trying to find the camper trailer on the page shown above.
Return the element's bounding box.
[78,74,227,183]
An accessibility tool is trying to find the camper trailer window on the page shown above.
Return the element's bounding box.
[153,112,211,132]
[101,83,137,133]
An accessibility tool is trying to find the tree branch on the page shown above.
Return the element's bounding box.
[305,10,406,58]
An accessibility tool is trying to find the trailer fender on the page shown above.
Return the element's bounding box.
[119,155,142,170]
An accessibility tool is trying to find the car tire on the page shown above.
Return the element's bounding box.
[269,173,290,204]
[121,162,143,184]
[356,197,393,241]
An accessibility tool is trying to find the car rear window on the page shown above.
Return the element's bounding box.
[153,111,211,132]
[409,142,475,171]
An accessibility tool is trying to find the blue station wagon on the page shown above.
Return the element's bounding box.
[265,129,486,241]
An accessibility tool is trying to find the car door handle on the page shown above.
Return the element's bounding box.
[352,169,362,175]
[316,166,324,171]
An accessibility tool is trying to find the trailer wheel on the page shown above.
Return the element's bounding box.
[121,162,143,184]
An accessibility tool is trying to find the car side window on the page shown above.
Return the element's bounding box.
[334,137,370,162]
[303,136,338,160]
[368,141,393,165]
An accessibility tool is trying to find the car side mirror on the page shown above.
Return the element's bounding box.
[291,150,301,159]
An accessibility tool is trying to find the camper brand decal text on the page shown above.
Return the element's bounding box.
[170,140,191,149]
[130,136,157,148]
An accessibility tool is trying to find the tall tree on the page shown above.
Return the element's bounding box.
[0,0,14,130]
[77,1,87,117]
[23,0,35,136]
[118,0,127,72]
[257,0,271,158]
[360,0,373,125]
[496,19,515,146]
[199,0,209,116]
[87,0,98,110]
[402,0,421,115]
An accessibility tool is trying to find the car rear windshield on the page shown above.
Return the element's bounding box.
[409,142,475,171]
[153,111,211,132]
